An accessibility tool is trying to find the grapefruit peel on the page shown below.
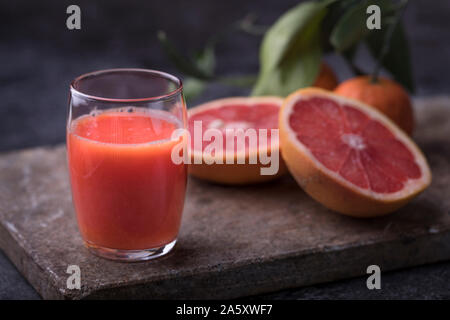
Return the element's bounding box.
[279,88,431,217]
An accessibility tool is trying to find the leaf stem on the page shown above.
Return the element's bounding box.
[238,14,269,36]
[217,74,257,87]
[370,0,409,83]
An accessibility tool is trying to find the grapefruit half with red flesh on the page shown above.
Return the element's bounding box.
[188,97,287,184]
[279,88,431,217]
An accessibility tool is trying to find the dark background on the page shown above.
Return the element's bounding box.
[0,0,449,299]
[1,0,450,152]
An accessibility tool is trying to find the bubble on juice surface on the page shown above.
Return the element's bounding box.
[90,108,101,117]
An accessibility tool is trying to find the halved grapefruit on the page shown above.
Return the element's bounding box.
[188,97,287,184]
[279,88,431,217]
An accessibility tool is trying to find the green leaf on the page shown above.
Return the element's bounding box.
[194,44,216,76]
[258,1,324,75]
[182,77,206,103]
[252,1,329,96]
[253,46,321,97]
[218,74,257,87]
[321,0,361,53]
[157,31,212,80]
[330,0,370,52]
[330,0,394,52]
[366,22,415,92]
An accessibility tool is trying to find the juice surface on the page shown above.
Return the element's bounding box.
[67,108,187,250]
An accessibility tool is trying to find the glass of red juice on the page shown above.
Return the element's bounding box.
[67,69,187,261]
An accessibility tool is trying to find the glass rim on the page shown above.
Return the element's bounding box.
[70,68,183,103]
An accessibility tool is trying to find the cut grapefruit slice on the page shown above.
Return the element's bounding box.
[188,97,287,184]
[279,88,431,217]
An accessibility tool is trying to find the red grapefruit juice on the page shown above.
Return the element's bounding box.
[67,107,187,250]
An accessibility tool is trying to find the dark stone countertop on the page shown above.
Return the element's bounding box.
[1,0,449,299]
[1,249,450,300]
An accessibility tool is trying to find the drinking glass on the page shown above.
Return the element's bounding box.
[67,69,187,261]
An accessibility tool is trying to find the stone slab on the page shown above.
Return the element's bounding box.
[0,97,449,299]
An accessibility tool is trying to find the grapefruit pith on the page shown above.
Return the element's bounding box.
[188,97,287,184]
[279,88,431,217]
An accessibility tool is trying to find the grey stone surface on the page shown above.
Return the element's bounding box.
[0,250,40,300]
[0,97,449,299]
[256,261,450,300]
[2,247,450,300]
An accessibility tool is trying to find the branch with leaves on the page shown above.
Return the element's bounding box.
[156,15,261,102]
[157,0,414,102]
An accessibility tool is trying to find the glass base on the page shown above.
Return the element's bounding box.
[84,239,177,262]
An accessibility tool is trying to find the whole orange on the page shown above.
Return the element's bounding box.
[313,62,338,90]
[334,76,414,135]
